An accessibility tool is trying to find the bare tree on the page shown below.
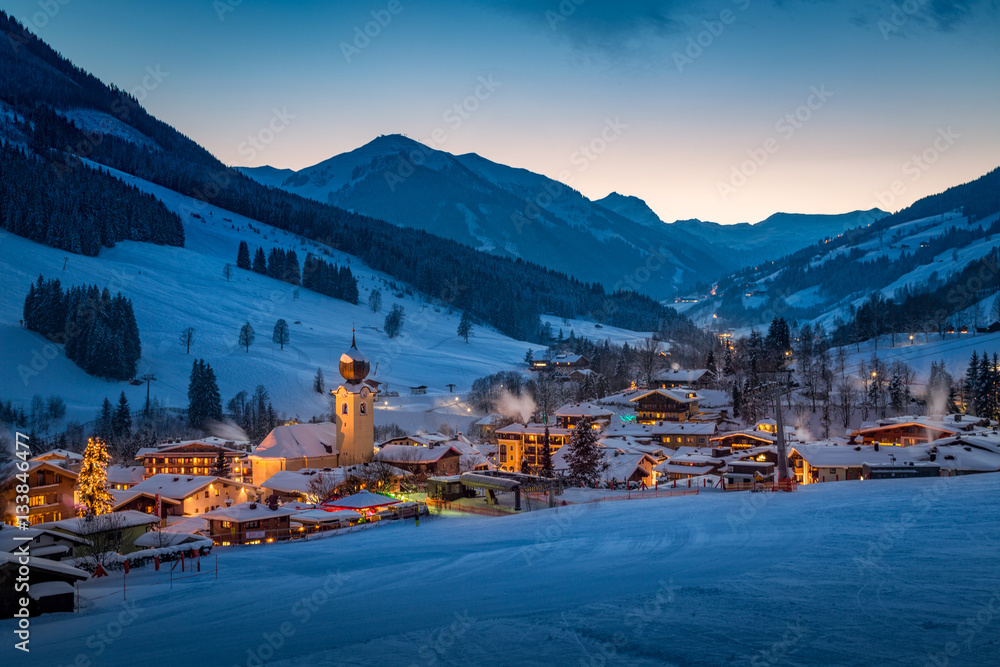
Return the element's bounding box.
[80,513,129,571]
[179,327,195,354]
[305,471,341,504]
[223,263,233,282]
[635,337,664,388]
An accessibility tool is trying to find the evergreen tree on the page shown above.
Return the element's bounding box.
[285,250,301,285]
[78,437,113,516]
[384,304,405,338]
[540,426,554,477]
[457,311,473,343]
[564,417,605,486]
[97,397,114,444]
[966,351,981,415]
[239,322,255,352]
[314,367,325,394]
[524,349,534,365]
[211,450,231,479]
[272,319,290,350]
[236,240,251,270]
[252,247,267,274]
[188,359,223,429]
[112,391,131,440]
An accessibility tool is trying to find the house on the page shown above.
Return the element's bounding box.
[724,460,777,488]
[30,449,83,472]
[569,368,599,384]
[629,389,701,423]
[111,490,182,520]
[550,353,589,370]
[290,509,361,534]
[494,423,572,472]
[123,474,255,517]
[849,416,963,446]
[711,429,777,450]
[260,462,411,502]
[2,461,78,525]
[38,511,160,554]
[654,451,725,480]
[249,422,342,487]
[474,413,507,439]
[409,385,428,395]
[599,451,658,487]
[553,402,614,429]
[653,369,713,390]
[0,553,89,617]
[202,501,300,545]
[374,444,463,477]
[106,465,144,491]
[0,523,90,561]
[136,440,248,482]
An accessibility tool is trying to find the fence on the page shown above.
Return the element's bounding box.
[572,488,699,504]
[722,479,797,493]
[425,498,516,517]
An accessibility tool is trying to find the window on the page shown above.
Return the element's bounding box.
[342,403,348,415]
[246,520,260,529]
[205,491,209,499]
[222,521,231,528]
[360,402,367,415]
[215,488,220,497]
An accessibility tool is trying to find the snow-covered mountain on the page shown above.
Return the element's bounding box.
[240,135,732,299]
[596,191,883,266]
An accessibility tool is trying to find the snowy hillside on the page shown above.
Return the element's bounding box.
[0,162,590,429]
[6,473,1000,666]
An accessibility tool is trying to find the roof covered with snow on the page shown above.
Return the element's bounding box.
[375,444,461,464]
[253,423,339,460]
[201,502,300,522]
[128,474,249,500]
[322,490,401,510]
[38,511,159,535]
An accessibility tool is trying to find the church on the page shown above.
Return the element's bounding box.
[249,332,375,486]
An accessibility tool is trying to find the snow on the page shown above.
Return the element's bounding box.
[7,473,1000,665]
[38,511,159,534]
[0,161,577,430]
[322,490,400,510]
[253,423,339,460]
[201,502,299,522]
[128,474,248,500]
[57,108,161,151]
[375,443,459,463]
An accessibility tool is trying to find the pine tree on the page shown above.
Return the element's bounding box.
[272,319,290,350]
[78,437,113,516]
[236,240,251,270]
[564,417,605,486]
[314,367,325,394]
[188,359,223,429]
[252,247,267,274]
[112,391,131,439]
[540,426,554,477]
[239,322,255,352]
[457,311,473,342]
[966,351,981,415]
[211,450,231,479]
[97,397,114,444]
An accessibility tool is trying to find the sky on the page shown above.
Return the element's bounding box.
[3,0,999,224]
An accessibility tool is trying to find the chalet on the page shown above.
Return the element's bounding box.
[474,413,507,439]
[724,460,777,488]
[653,369,713,390]
[409,385,428,395]
[550,353,589,370]
[202,501,299,545]
[0,553,89,617]
[711,430,776,450]
[30,449,83,472]
[291,509,361,534]
[106,465,144,491]
[494,423,572,472]
[554,402,614,429]
[374,444,462,477]
[249,422,342,487]
[600,451,658,487]
[569,368,598,384]
[136,440,248,482]
[260,462,412,502]
[123,474,255,517]
[2,461,78,525]
[629,389,701,423]
[655,451,725,480]
[38,511,160,554]
[111,491,182,520]
[849,417,962,446]
[649,422,715,448]
[0,523,90,561]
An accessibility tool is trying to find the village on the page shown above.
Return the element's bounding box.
[3,331,1000,620]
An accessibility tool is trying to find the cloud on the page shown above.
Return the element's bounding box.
[836,0,993,33]
[480,0,699,51]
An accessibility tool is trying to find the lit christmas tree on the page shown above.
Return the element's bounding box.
[78,437,114,517]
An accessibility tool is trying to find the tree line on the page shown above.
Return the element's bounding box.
[23,276,141,380]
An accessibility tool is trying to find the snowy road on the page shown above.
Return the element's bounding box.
[4,474,1000,666]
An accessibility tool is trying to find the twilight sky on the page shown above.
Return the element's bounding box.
[4,0,999,224]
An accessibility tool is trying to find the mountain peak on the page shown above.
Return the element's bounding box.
[594,192,665,228]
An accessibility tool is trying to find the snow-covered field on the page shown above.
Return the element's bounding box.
[5,473,999,666]
[0,163,550,428]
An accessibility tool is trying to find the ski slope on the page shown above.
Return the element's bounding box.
[0,162,555,429]
[4,473,999,666]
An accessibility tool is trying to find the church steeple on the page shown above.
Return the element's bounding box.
[339,327,370,382]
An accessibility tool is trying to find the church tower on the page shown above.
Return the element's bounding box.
[333,330,374,465]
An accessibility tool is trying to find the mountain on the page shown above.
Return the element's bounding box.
[688,166,1000,340]
[240,136,731,299]
[596,192,884,267]
[0,10,677,347]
